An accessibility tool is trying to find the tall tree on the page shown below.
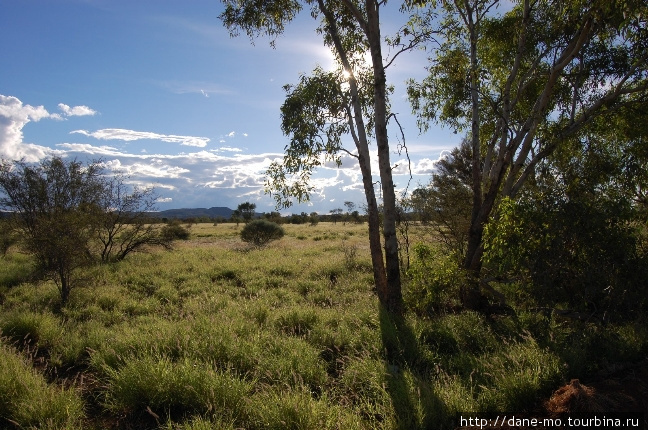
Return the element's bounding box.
[220,1,431,312]
[409,0,648,306]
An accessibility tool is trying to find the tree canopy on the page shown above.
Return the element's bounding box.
[408,0,648,304]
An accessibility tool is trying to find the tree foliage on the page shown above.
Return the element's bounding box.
[409,0,648,306]
[0,157,105,304]
[482,103,648,319]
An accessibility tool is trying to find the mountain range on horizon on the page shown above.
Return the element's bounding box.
[149,207,235,219]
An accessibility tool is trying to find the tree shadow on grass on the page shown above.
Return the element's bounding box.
[379,305,452,430]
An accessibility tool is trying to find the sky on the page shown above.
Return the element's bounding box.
[0,0,461,214]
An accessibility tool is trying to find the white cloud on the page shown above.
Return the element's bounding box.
[71,128,210,147]
[156,80,234,97]
[57,143,123,156]
[2,92,446,212]
[214,146,242,153]
[0,95,56,161]
[57,141,283,202]
[58,103,97,117]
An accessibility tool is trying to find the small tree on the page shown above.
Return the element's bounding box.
[329,208,343,225]
[423,139,473,260]
[237,202,257,223]
[343,201,355,224]
[240,220,284,247]
[0,157,105,305]
[97,175,170,263]
[309,212,319,226]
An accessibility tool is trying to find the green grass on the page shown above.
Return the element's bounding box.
[0,341,85,429]
[0,222,646,429]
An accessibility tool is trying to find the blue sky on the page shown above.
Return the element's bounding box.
[0,0,460,214]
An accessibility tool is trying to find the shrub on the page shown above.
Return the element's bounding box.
[483,196,648,320]
[405,243,464,315]
[0,219,18,256]
[160,220,191,241]
[240,219,284,247]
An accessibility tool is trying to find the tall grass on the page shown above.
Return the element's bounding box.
[0,222,645,429]
[0,341,85,428]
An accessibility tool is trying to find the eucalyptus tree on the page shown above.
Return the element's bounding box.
[408,0,648,305]
[220,0,433,312]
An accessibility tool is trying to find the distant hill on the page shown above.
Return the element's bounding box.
[148,207,234,220]
[2,207,260,221]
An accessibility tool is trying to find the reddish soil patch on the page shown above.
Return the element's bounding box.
[546,369,647,415]
[456,358,647,430]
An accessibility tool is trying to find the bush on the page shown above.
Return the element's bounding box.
[483,196,648,320]
[0,219,18,256]
[240,220,284,247]
[160,220,191,241]
[405,243,464,315]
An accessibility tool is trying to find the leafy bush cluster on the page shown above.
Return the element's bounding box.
[160,220,191,241]
[483,195,648,321]
[405,243,464,315]
[240,219,284,246]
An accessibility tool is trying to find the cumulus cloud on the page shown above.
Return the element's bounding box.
[56,140,285,207]
[1,93,448,211]
[58,103,97,117]
[221,130,248,140]
[0,95,56,161]
[71,128,210,147]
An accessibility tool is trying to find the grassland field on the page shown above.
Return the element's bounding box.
[0,222,646,429]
